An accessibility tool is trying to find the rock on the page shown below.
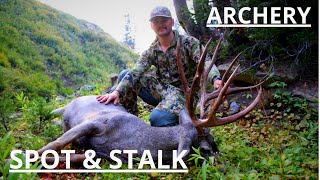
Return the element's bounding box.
[109,74,118,86]
[9,112,23,119]
[217,63,298,86]
[289,80,318,109]
[289,80,318,101]
[55,95,65,101]
[229,101,240,115]
[79,85,95,91]
[83,22,104,33]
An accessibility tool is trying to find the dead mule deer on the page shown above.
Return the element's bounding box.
[36,38,262,166]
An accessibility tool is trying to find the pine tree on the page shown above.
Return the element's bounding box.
[123,14,135,50]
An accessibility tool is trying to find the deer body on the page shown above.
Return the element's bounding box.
[37,38,262,165]
[42,95,206,162]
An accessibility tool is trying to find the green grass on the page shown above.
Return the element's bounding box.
[0,88,318,179]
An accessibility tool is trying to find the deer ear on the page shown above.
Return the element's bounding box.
[178,109,192,125]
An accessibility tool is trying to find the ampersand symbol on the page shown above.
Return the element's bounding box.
[83,150,101,169]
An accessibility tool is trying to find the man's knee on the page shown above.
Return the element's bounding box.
[118,69,130,83]
[149,109,178,127]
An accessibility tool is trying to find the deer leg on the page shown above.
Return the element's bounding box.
[177,136,193,161]
[51,107,66,117]
[37,121,105,155]
[177,143,191,164]
[177,124,199,162]
[44,153,86,164]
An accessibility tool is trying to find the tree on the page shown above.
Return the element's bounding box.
[173,0,229,40]
[173,0,318,80]
[122,13,135,50]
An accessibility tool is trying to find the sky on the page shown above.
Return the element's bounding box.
[39,0,178,53]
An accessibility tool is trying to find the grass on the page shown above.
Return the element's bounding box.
[0,89,318,179]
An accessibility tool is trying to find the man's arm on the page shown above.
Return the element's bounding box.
[115,51,152,96]
[97,50,152,105]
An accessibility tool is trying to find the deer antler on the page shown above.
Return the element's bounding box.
[177,38,263,128]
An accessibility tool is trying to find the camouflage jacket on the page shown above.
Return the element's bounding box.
[115,30,220,96]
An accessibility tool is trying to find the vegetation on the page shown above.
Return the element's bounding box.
[175,0,318,80]
[0,0,318,179]
[0,82,317,179]
[0,0,138,104]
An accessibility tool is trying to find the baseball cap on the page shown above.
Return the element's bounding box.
[149,6,172,21]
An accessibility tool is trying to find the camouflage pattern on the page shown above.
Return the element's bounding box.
[149,6,172,21]
[118,74,185,116]
[115,30,220,116]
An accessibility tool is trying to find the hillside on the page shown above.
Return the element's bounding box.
[0,1,318,179]
[0,0,138,98]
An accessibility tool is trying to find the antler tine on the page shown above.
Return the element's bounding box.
[203,51,242,104]
[199,38,222,117]
[178,38,263,129]
[192,37,213,87]
[177,38,197,121]
[177,37,212,93]
[196,37,214,115]
[197,85,263,127]
[176,38,189,93]
[208,80,265,101]
[177,37,212,124]
[221,52,242,84]
[201,52,241,115]
[188,38,213,120]
[224,80,265,96]
[207,65,240,119]
[203,38,222,82]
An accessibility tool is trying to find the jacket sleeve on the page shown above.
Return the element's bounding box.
[188,37,221,83]
[115,50,152,96]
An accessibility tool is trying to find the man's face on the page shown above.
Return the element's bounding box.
[150,17,174,37]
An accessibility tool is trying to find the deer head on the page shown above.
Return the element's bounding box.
[176,38,263,134]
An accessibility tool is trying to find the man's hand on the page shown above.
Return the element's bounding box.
[214,79,222,89]
[97,91,120,105]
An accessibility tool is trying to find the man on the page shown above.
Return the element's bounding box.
[97,6,222,127]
